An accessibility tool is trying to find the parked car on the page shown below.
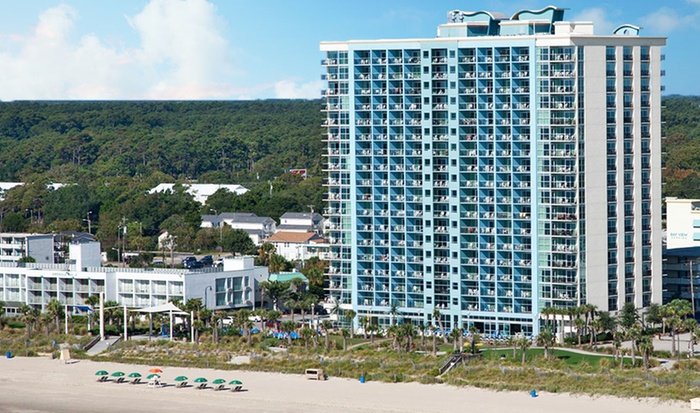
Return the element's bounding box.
[214,258,224,267]
[199,255,214,267]
[181,256,196,267]
[186,261,204,269]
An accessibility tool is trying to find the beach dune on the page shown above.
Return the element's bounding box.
[0,357,688,413]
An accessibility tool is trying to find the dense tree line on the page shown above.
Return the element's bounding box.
[0,100,323,182]
[662,95,700,198]
[0,100,326,254]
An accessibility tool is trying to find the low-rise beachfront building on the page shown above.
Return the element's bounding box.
[0,241,268,315]
[0,232,55,263]
[266,231,329,261]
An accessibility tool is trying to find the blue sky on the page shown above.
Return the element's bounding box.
[0,0,696,100]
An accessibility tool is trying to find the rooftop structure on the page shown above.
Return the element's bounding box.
[148,183,248,204]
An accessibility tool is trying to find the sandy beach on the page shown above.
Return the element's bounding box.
[0,356,688,413]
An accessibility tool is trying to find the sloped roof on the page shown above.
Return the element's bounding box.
[267,231,323,243]
[219,212,274,224]
[269,271,308,283]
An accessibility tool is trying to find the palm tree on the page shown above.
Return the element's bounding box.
[259,280,291,311]
[40,312,52,336]
[468,324,480,355]
[540,306,554,331]
[19,304,38,339]
[449,327,462,352]
[254,308,268,334]
[684,318,698,357]
[626,322,643,367]
[210,311,224,343]
[344,309,357,339]
[235,309,254,345]
[388,301,400,326]
[418,322,427,350]
[46,299,64,333]
[280,320,297,346]
[359,316,369,339]
[387,325,400,351]
[537,329,555,359]
[340,328,350,351]
[506,335,517,358]
[518,336,531,365]
[367,323,378,344]
[429,323,438,356]
[84,295,100,330]
[285,298,298,321]
[433,308,448,344]
[574,317,585,346]
[267,310,282,331]
[637,334,654,372]
[300,327,314,350]
[321,320,333,351]
[402,323,416,352]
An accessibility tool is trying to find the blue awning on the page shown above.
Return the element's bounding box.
[74,305,93,313]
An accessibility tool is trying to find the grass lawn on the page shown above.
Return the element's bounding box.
[479,347,630,368]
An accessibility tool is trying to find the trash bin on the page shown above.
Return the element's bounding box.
[6,351,11,359]
[530,390,537,398]
[360,375,365,384]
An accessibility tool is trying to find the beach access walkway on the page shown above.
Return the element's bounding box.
[86,337,121,356]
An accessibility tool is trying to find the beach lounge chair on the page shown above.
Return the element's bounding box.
[129,378,141,385]
[196,382,207,390]
[231,385,243,392]
[97,376,108,383]
[175,381,188,388]
[115,377,126,384]
[148,379,163,388]
[213,384,225,391]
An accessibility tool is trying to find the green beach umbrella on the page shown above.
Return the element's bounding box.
[174,376,188,382]
[95,370,109,376]
[111,371,125,377]
[194,377,207,383]
[147,373,161,380]
[228,380,242,385]
[128,372,142,378]
[212,379,226,385]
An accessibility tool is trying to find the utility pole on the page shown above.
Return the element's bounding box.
[86,210,92,234]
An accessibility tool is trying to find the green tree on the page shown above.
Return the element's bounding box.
[537,329,555,359]
[433,308,448,344]
[280,320,297,346]
[46,299,64,333]
[518,337,531,365]
[19,304,38,339]
[344,309,356,339]
[340,328,350,351]
[260,280,291,311]
[220,228,257,255]
[300,326,314,350]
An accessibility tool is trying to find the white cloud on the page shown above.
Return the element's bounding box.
[0,0,246,100]
[570,8,617,35]
[127,0,234,99]
[274,79,324,99]
[639,7,699,34]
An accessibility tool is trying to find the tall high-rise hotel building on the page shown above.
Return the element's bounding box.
[321,7,665,334]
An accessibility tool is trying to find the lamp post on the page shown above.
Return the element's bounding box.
[204,285,213,309]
